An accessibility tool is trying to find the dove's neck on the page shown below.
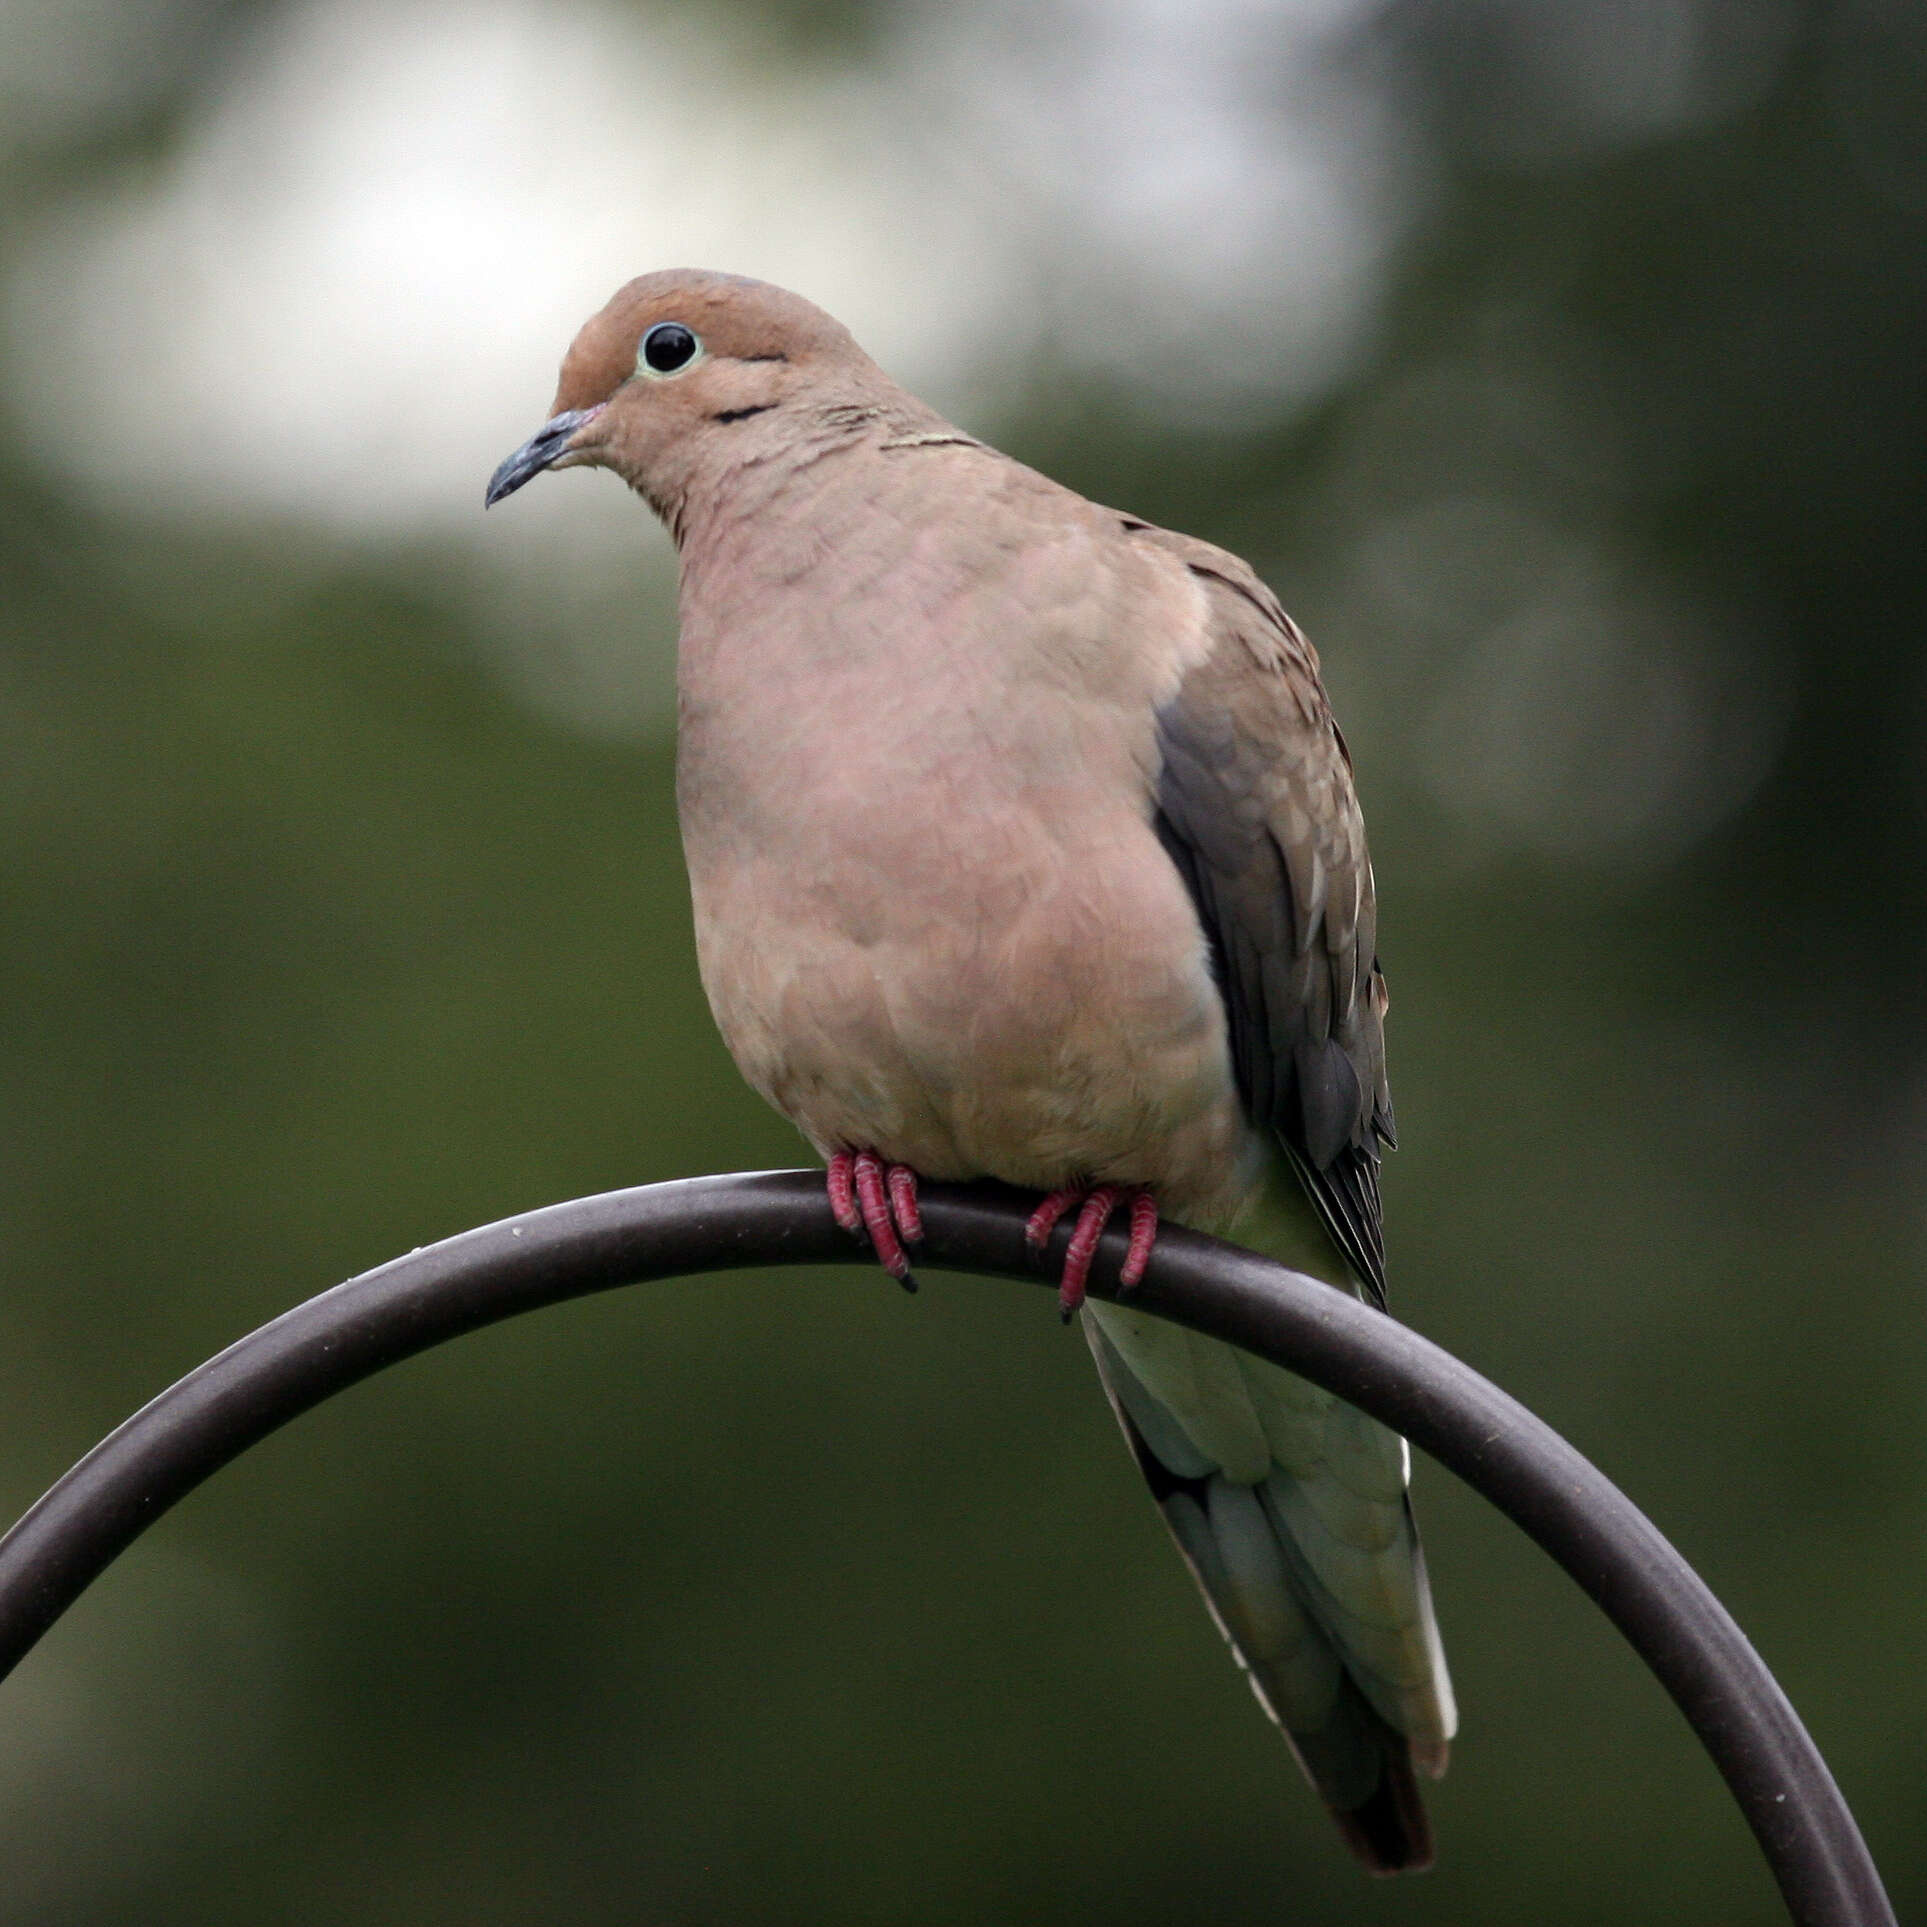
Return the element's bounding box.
[646,367,955,547]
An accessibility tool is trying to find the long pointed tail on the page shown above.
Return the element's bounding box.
[1085,1304,1454,1873]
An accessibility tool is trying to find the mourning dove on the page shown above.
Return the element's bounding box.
[488,270,1456,1871]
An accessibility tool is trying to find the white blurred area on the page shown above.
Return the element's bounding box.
[3,0,1401,536]
[1,0,1408,733]
[5,0,1000,540]
[0,0,1801,850]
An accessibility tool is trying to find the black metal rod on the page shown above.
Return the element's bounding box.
[0,1172,1892,1926]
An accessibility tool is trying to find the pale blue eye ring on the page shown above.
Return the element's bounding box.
[640,322,700,375]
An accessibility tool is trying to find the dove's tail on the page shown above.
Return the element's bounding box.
[1084,1300,1454,1874]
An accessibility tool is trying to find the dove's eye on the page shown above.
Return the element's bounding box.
[639,322,701,376]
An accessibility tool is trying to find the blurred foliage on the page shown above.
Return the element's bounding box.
[2,1,1925,1923]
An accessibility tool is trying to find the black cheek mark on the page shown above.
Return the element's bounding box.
[737,353,789,364]
[712,403,778,424]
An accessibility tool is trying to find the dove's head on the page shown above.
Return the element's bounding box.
[485,269,886,523]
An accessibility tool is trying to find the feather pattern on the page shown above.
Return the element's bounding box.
[1134,528,1395,1301]
[1086,521,1454,1868]
[1086,1302,1451,1871]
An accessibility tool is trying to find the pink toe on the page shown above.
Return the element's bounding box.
[1027,1188,1080,1251]
[853,1151,910,1280]
[827,1151,861,1234]
[1058,1185,1123,1318]
[886,1163,924,1244]
[1120,1191,1158,1290]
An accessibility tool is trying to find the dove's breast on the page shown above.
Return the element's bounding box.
[670,445,1259,1224]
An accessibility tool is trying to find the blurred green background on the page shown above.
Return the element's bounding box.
[2,0,1923,1920]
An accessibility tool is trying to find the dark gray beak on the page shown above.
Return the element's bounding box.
[485,408,599,507]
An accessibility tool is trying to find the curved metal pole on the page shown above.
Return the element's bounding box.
[0,1172,1893,1926]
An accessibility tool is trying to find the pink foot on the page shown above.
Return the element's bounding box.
[826,1149,923,1291]
[1026,1184,1159,1320]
